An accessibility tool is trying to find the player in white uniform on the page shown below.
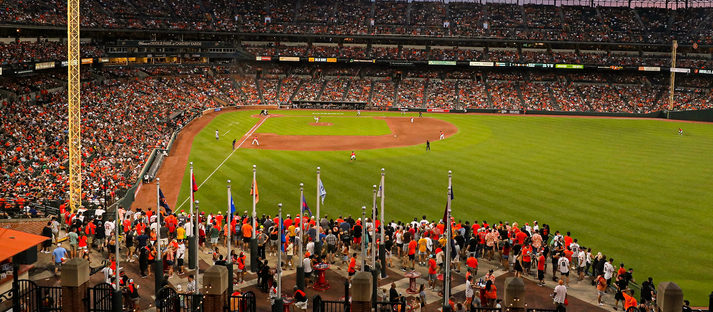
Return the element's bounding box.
[251,135,259,146]
[357,110,361,116]
[411,117,414,123]
[215,130,219,140]
[439,131,444,140]
[350,151,356,162]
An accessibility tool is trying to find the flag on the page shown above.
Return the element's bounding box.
[318,178,327,205]
[134,181,143,199]
[230,193,236,214]
[376,180,383,198]
[191,173,198,201]
[302,195,313,217]
[250,179,259,204]
[159,188,172,214]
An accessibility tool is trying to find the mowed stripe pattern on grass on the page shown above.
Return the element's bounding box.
[256,116,392,136]
[177,111,713,305]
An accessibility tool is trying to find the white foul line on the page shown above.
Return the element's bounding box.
[223,130,231,136]
[174,116,268,210]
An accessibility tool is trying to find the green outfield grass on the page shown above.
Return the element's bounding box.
[256,116,391,136]
[176,110,713,305]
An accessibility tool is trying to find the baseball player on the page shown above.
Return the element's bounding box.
[252,135,259,146]
[215,130,219,140]
[232,139,236,150]
[679,128,683,135]
[426,140,430,151]
[439,131,444,140]
[411,116,414,123]
[314,116,320,123]
[357,110,361,116]
[350,151,356,162]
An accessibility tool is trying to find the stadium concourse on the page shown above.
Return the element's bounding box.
[32,204,662,312]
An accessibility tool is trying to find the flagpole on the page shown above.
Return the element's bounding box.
[371,185,377,269]
[273,204,283,312]
[113,193,121,312]
[361,206,366,272]
[188,162,196,270]
[296,183,305,290]
[251,165,259,273]
[194,200,200,293]
[371,185,378,311]
[227,180,234,296]
[155,178,164,303]
[443,172,452,312]
[314,167,322,257]
[379,168,386,278]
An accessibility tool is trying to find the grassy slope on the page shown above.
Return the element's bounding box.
[177,110,713,305]
[257,116,391,136]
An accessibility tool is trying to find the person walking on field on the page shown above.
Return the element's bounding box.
[232,139,236,150]
[251,135,259,146]
[350,151,356,162]
[439,131,445,140]
[216,130,219,140]
[426,140,430,151]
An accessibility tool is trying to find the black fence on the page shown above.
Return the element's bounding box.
[225,291,255,312]
[471,307,502,312]
[157,287,204,312]
[375,301,405,312]
[0,280,62,312]
[313,295,349,312]
[86,283,114,312]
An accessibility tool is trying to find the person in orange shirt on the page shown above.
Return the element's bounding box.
[596,274,608,306]
[466,255,478,275]
[484,280,497,307]
[348,253,359,282]
[236,252,246,284]
[242,222,253,250]
[407,239,417,271]
[428,254,438,289]
[622,289,638,311]
[537,253,546,286]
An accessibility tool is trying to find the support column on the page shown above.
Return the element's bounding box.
[61,258,90,312]
[351,272,373,312]
[657,282,683,312]
[203,265,229,312]
[503,277,525,310]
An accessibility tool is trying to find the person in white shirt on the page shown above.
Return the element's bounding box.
[558,254,570,287]
[306,239,315,256]
[532,221,539,233]
[578,250,587,283]
[303,256,313,288]
[101,266,114,284]
[603,258,615,289]
[104,219,114,238]
[176,240,186,275]
[553,279,567,305]
[95,208,105,218]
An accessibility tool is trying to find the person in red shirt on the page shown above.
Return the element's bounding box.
[466,255,478,275]
[521,243,532,275]
[515,231,527,246]
[428,254,438,289]
[407,239,417,270]
[348,253,359,282]
[537,253,546,286]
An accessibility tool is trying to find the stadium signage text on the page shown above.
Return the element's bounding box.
[428,61,456,66]
[81,58,94,64]
[61,61,69,67]
[255,56,272,61]
[469,61,494,67]
[670,68,691,73]
[35,62,55,70]
[279,57,300,62]
[309,57,337,63]
[349,59,376,63]
[555,64,584,69]
[137,41,202,46]
[427,109,450,112]
[638,66,661,72]
[696,69,713,75]
[500,109,523,114]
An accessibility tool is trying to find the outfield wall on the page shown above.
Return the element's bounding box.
[389,107,713,122]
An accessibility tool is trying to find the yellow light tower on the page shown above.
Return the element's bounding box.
[67,0,81,212]
[668,40,678,118]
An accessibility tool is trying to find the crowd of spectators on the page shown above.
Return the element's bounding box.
[489,81,522,110]
[344,79,372,103]
[551,82,589,112]
[371,80,395,107]
[0,41,104,65]
[235,76,261,104]
[278,77,301,103]
[294,79,325,101]
[458,81,488,109]
[397,80,425,108]
[320,79,348,101]
[259,79,280,105]
[426,80,456,109]
[520,82,555,111]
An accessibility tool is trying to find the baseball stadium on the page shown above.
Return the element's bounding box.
[0,0,713,311]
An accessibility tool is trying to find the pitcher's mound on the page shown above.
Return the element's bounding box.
[309,122,333,126]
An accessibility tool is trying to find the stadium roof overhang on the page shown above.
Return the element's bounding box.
[0,228,48,262]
